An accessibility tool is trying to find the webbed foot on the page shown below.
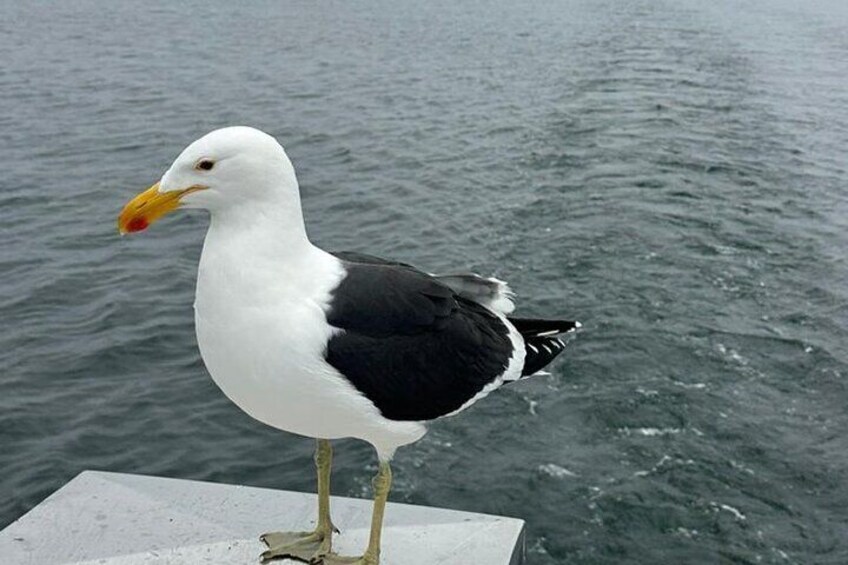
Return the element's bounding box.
[259,528,333,563]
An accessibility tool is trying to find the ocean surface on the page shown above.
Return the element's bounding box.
[2,0,847,563]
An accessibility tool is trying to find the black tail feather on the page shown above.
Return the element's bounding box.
[509,317,580,376]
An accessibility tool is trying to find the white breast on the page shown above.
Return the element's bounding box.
[192,224,425,458]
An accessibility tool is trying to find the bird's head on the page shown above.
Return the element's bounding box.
[118,126,297,234]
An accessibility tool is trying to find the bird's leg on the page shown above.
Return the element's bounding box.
[260,439,337,563]
[322,461,392,565]
[314,438,338,539]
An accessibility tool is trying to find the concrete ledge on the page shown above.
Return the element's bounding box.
[1,471,525,565]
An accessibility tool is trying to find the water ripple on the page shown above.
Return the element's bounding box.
[2,0,848,563]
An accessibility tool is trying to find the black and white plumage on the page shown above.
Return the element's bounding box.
[118,126,580,564]
[326,251,578,422]
[118,126,580,461]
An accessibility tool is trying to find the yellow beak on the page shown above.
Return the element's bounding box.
[117,182,204,234]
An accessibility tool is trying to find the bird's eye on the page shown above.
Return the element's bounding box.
[196,159,215,171]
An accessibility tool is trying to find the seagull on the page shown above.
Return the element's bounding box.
[117,126,579,564]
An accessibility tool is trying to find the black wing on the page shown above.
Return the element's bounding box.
[331,250,515,313]
[331,250,420,271]
[325,259,514,421]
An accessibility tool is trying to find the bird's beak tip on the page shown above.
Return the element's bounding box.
[119,217,150,234]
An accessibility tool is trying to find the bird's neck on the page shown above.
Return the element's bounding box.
[198,194,338,302]
[208,190,314,257]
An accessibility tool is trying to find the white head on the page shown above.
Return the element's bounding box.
[118,126,301,233]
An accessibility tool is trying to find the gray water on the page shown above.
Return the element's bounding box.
[2,0,848,563]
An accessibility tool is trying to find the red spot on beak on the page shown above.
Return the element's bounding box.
[127,217,149,233]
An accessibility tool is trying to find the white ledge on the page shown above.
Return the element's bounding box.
[1,470,525,565]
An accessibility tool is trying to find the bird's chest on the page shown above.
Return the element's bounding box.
[195,296,320,382]
[192,254,345,427]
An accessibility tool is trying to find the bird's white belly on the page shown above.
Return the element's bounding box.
[193,266,426,457]
[195,303,349,436]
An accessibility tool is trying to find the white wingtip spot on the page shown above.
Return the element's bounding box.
[528,344,538,354]
[537,329,560,337]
